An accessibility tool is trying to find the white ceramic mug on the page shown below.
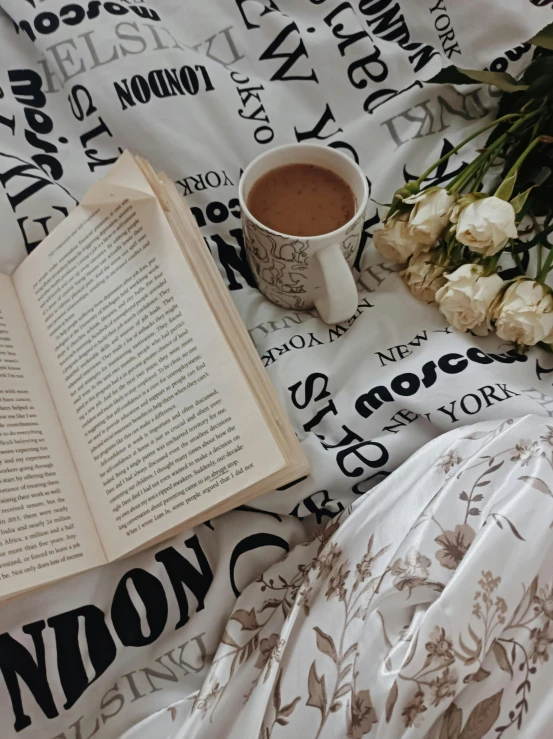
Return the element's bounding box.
[239,143,368,324]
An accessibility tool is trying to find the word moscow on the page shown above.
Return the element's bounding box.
[16,2,161,41]
[0,534,214,733]
[355,346,527,417]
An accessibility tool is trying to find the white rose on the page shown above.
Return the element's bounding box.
[494,279,553,346]
[401,252,447,304]
[373,213,418,263]
[435,264,503,335]
[453,196,517,257]
[405,187,456,246]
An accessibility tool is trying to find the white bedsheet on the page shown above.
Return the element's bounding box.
[0,2,552,737]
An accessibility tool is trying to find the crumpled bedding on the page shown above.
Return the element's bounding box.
[0,2,553,738]
[128,415,553,739]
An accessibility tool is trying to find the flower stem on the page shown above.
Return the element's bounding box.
[496,136,541,190]
[512,244,525,276]
[448,130,512,193]
[530,212,544,276]
[483,253,501,275]
[415,113,522,185]
[432,110,543,195]
[471,160,487,192]
[449,159,482,193]
[538,243,553,283]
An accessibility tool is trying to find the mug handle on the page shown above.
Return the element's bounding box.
[314,243,358,325]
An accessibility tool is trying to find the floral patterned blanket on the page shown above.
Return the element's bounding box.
[133,415,553,739]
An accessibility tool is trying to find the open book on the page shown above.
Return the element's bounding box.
[0,153,308,600]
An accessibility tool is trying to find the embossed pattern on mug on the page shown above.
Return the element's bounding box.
[247,163,355,237]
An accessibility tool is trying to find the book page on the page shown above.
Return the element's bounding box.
[14,155,285,560]
[0,275,104,598]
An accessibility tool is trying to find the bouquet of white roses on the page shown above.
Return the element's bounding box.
[374,26,553,353]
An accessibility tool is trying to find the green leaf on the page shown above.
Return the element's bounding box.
[528,71,553,100]
[529,22,553,50]
[429,65,528,92]
[522,54,553,84]
[508,55,553,113]
[510,187,533,214]
[458,68,528,92]
[495,172,517,201]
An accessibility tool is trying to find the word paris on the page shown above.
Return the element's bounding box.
[374,28,553,353]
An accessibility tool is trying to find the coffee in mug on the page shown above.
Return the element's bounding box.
[239,144,368,325]
[247,163,355,237]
